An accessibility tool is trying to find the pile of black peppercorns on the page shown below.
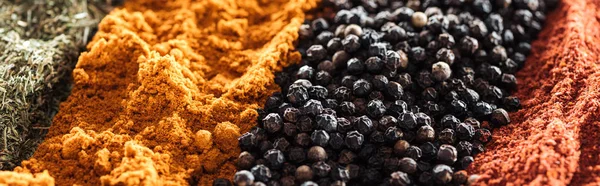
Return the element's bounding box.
[217,0,558,185]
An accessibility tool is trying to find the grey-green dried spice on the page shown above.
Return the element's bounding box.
[0,0,120,170]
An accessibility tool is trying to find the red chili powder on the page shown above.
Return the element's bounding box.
[468,0,600,185]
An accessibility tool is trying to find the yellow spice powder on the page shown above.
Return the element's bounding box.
[7,0,318,185]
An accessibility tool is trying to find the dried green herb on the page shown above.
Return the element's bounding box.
[0,0,119,170]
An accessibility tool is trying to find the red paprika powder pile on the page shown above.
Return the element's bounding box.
[468,0,600,185]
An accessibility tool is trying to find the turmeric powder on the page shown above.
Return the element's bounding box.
[13,0,318,185]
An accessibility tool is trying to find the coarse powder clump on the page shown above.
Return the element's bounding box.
[468,0,600,185]
[11,0,318,185]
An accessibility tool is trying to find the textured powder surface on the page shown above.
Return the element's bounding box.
[12,0,318,185]
[0,171,54,186]
[468,0,600,185]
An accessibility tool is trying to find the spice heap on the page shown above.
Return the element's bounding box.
[10,0,317,185]
[0,0,116,171]
[469,0,600,185]
[231,0,556,185]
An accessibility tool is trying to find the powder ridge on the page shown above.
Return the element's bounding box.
[10,0,318,185]
[468,0,600,185]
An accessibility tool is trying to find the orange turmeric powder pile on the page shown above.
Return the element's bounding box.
[7,0,318,185]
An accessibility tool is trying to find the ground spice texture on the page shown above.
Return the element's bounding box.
[468,0,600,185]
[8,0,317,185]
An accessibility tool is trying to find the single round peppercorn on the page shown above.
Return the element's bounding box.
[367,100,386,119]
[419,142,438,161]
[264,149,285,169]
[398,157,418,174]
[355,115,374,135]
[432,164,453,184]
[329,133,345,150]
[386,81,404,100]
[274,138,290,152]
[456,123,475,140]
[263,113,283,133]
[353,79,372,97]
[288,147,306,163]
[347,58,364,75]
[331,166,350,182]
[316,114,338,132]
[389,171,412,186]
[311,130,330,147]
[345,131,365,150]
[439,128,456,145]
[384,127,403,143]
[238,151,255,170]
[456,141,474,157]
[460,36,479,54]
[312,161,332,177]
[438,33,455,48]
[405,146,422,160]
[308,146,328,162]
[460,156,475,169]
[490,108,510,126]
[306,45,327,62]
[431,61,452,82]
[287,86,309,106]
[295,165,314,182]
[234,170,255,186]
[399,112,418,130]
[251,165,272,182]
[411,12,428,28]
[308,85,328,100]
[416,125,435,142]
[365,57,384,73]
[437,144,458,165]
[436,48,456,65]
[342,35,361,53]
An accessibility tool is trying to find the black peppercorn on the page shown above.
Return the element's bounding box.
[312,161,332,177]
[432,164,453,184]
[306,45,327,62]
[405,146,422,160]
[263,113,283,133]
[295,165,313,182]
[251,165,272,182]
[439,128,455,145]
[437,144,458,165]
[234,170,255,186]
[342,35,361,53]
[456,141,473,157]
[490,108,510,126]
[274,138,290,152]
[416,125,435,142]
[355,116,374,135]
[329,133,345,150]
[398,157,418,174]
[238,151,255,170]
[311,130,330,147]
[307,146,328,162]
[367,100,386,119]
[295,133,311,147]
[353,79,372,97]
[459,156,475,169]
